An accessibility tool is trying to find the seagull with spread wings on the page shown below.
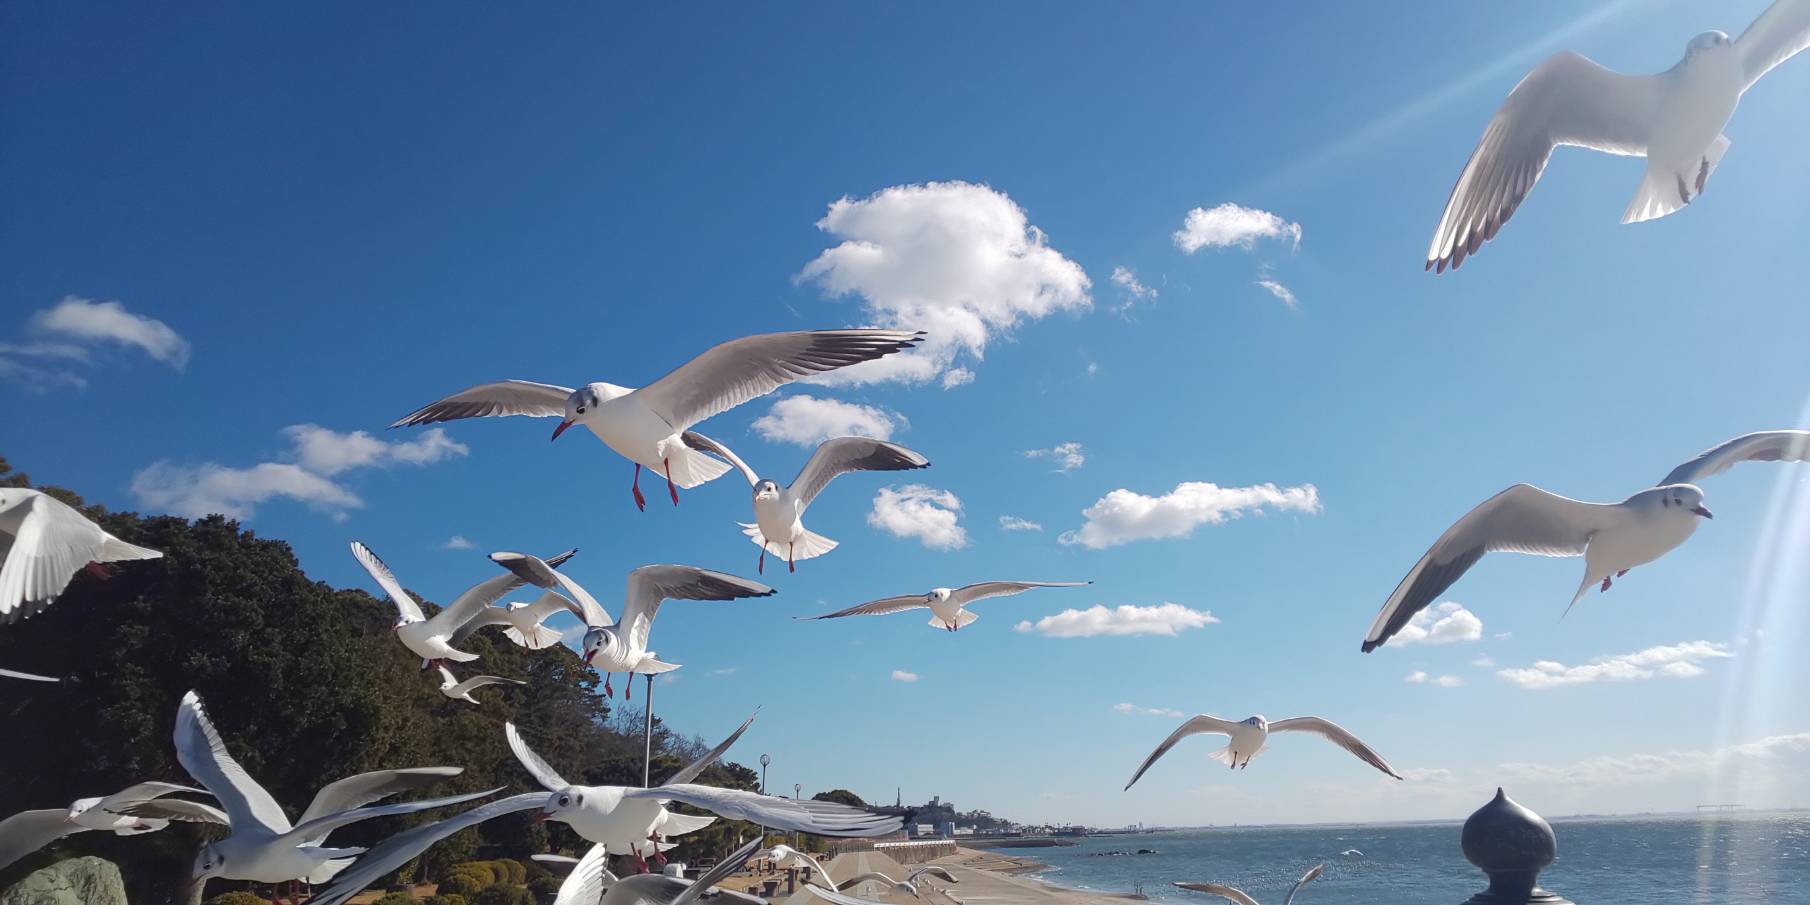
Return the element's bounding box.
[390,329,924,510]
[1124,714,1402,788]
[682,432,930,573]
[0,488,161,624]
[1175,864,1324,905]
[838,866,961,898]
[1425,0,1810,272]
[1363,430,1810,652]
[349,541,575,669]
[0,782,210,871]
[435,665,525,705]
[802,580,1091,632]
[490,552,773,697]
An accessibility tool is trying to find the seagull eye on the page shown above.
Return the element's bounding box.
[576,406,586,414]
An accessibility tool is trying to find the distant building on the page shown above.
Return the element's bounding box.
[913,824,936,837]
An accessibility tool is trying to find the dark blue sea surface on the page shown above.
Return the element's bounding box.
[1019,814,1810,904]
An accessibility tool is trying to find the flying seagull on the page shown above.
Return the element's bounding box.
[0,782,210,871]
[592,837,771,905]
[435,665,525,705]
[349,541,575,669]
[0,488,161,624]
[838,867,961,898]
[682,432,930,574]
[764,843,833,889]
[490,552,773,697]
[390,329,924,510]
[1425,0,1810,272]
[0,667,58,683]
[803,581,1092,632]
[296,792,552,905]
[1124,715,1403,788]
[144,691,491,898]
[1175,864,1324,905]
[1363,430,1810,652]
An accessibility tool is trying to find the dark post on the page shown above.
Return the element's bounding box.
[642,673,655,787]
[1459,788,1573,904]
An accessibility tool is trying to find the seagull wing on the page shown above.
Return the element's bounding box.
[1363,484,1609,652]
[437,548,578,637]
[622,565,775,652]
[1282,865,1325,905]
[837,872,900,892]
[174,690,291,834]
[0,810,76,872]
[505,722,570,791]
[95,781,208,815]
[554,843,616,905]
[663,710,757,786]
[1426,51,1662,272]
[449,674,526,696]
[115,799,230,825]
[390,379,574,427]
[1124,715,1245,790]
[1271,717,1402,780]
[680,432,761,487]
[492,552,613,627]
[634,330,924,430]
[807,886,900,905]
[349,542,426,624]
[298,767,465,827]
[1737,0,1810,92]
[0,493,105,623]
[798,595,929,620]
[670,838,766,905]
[281,788,497,849]
[1658,430,1810,486]
[908,867,958,885]
[632,785,903,837]
[303,793,548,905]
[790,438,931,509]
[1173,883,1259,905]
[948,580,1090,607]
[0,667,58,682]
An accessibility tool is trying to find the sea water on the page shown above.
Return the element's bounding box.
[1020,814,1810,904]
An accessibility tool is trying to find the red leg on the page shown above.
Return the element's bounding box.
[664,458,679,506]
[759,547,765,574]
[1601,576,1612,593]
[1616,569,1628,578]
[83,562,112,580]
[632,465,647,512]
[604,674,614,697]
[625,673,632,700]
[789,542,795,573]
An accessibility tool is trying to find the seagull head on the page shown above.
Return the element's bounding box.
[541,787,585,824]
[754,480,782,502]
[1652,484,1713,519]
[1687,30,1731,55]
[582,626,615,666]
[928,589,952,603]
[553,387,602,441]
[191,844,227,882]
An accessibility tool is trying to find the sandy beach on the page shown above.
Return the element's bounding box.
[773,846,1130,905]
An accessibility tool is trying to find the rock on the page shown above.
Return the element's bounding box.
[0,856,129,905]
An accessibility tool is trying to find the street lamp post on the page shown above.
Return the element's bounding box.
[760,754,770,795]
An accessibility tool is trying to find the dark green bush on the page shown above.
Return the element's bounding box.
[374,893,418,905]
[423,896,467,905]
[475,885,535,905]
[529,876,564,900]
[204,894,269,905]
[437,872,485,898]
[492,857,527,885]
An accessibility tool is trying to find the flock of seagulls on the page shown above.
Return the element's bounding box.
[7,4,1810,902]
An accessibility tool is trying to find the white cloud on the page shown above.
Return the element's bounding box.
[1471,655,1497,668]
[1497,641,1732,690]
[1390,602,1484,646]
[752,394,899,447]
[1255,277,1299,309]
[1498,732,1810,786]
[1173,203,1301,254]
[998,515,1043,532]
[941,368,975,389]
[28,296,191,368]
[868,484,967,550]
[1406,671,1464,688]
[443,535,475,550]
[797,180,1091,387]
[1404,671,1428,684]
[1435,674,1466,687]
[1110,266,1156,312]
[131,426,468,521]
[1014,603,1218,639]
[1059,481,1321,549]
[1024,441,1085,473]
[1113,702,1184,718]
[707,667,739,677]
[890,669,919,683]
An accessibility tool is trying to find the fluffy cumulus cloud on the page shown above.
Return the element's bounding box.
[1404,671,1465,687]
[1497,641,1732,690]
[1173,203,1301,253]
[998,515,1043,532]
[890,669,919,683]
[752,394,899,446]
[2,296,190,388]
[443,535,475,550]
[1060,481,1321,549]
[941,367,975,389]
[1024,441,1085,473]
[1391,602,1484,646]
[131,426,467,521]
[1114,703,1184,718]
[868,484,967,550]
[797,180,1092,386]
[1015,603,1218,638]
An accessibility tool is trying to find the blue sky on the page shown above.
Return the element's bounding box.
[5,1,1810,826]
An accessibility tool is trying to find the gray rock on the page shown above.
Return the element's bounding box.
[0,856,128,905]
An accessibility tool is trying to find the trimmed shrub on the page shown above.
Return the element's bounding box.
[422,896,467,905]
[437,872,485,898]
[374,893,418,905]
[475,886,535,905]
[492,858,527,885]
[204,894,269,905]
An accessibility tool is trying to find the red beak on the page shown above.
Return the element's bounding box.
[1691,505,1713,519]
[551,419,574,441]
[533,811,549,823]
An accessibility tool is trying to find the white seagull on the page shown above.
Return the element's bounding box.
[507,715,901,873]
[838,867,961,898]
[681,432,931,574]
[0,488,161,624]
[0,782,209,871]
[1175,864,1324,905]
[569,837,771,905]
[349,541,575,669]
[390,329,924,510]
[1425,0,1810,272]
[0,667,58,683]
[292,792,552,905]
[148,691,491,896]
[490,552,774,698]
[764,843,833,888]
[1124,715,1403,788]
[803,581,1092,632]
[1363,430,1810,652]
[435,665,525,705]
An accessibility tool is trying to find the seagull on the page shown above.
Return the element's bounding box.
[349,541,575,669]
[1124,715,1403,788]
[0,667,57,683]
[837,867,961,898]
[435,665,525,705]
[490,552,774,698]
[290,792,553,905]
[571,837,772,905]
[389,329,925,510]
[1175,864,1324,905]
[802,581,1092,632]
[145,691,492,898]
[764,843,833,889]
[1424,0,1810,272]
[507,714,901,873]
[0,488,161,624]
[1362,430,1810,652]
[681,433,931,574]
[0,782,209,871]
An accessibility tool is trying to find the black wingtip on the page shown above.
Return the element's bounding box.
[1360,639,1379,653]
